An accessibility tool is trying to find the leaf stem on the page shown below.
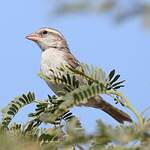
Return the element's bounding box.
[34,100,48,104]
[107,90,144,128]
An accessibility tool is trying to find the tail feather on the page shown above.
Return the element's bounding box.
[83,96,132,123]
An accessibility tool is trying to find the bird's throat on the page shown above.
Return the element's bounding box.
[40,47,68,77]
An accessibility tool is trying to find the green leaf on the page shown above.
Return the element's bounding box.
[110,74,120,84]
[108,69,115,81]
[1,92,35,127]
[111,80,125,88]
[114,85,125,89]
[39,83,106,123]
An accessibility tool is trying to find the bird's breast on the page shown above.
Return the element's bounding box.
[40,48,68,77]
[40,49,68,94]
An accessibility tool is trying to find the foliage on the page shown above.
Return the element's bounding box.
[50,0,150,27]
[0,64,149,149]
[1,92,35,127]
[0,119,150,150]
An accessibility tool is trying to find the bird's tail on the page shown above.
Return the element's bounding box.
[83,96,132,123]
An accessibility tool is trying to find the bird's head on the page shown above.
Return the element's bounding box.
[26,27,68,51]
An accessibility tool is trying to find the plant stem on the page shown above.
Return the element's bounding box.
[34,100,48,104]
[107,90,144,128]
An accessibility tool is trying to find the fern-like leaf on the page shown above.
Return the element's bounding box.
[81,63,106,83]
[1,92,35,127]
[106,69,125,90]
[28,95,76,127]
[62,63,106,84]
[39,83,106,123]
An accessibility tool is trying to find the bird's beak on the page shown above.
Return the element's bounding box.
[26,33,41,42]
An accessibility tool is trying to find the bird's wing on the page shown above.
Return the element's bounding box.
[63,51,86,85]
[63,51,132,123]
[64,51,80,69]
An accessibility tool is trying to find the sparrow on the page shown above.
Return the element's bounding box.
[26,27,132,123]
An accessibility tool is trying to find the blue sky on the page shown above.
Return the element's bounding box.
[0,0,150,131]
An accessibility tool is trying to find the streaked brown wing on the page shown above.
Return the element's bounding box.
[63,51,86,85]
[64,51,80,69]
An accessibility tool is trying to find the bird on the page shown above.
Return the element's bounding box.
[26,27,132,123]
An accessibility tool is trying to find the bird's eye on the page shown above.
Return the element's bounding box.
[42,30,48,35]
